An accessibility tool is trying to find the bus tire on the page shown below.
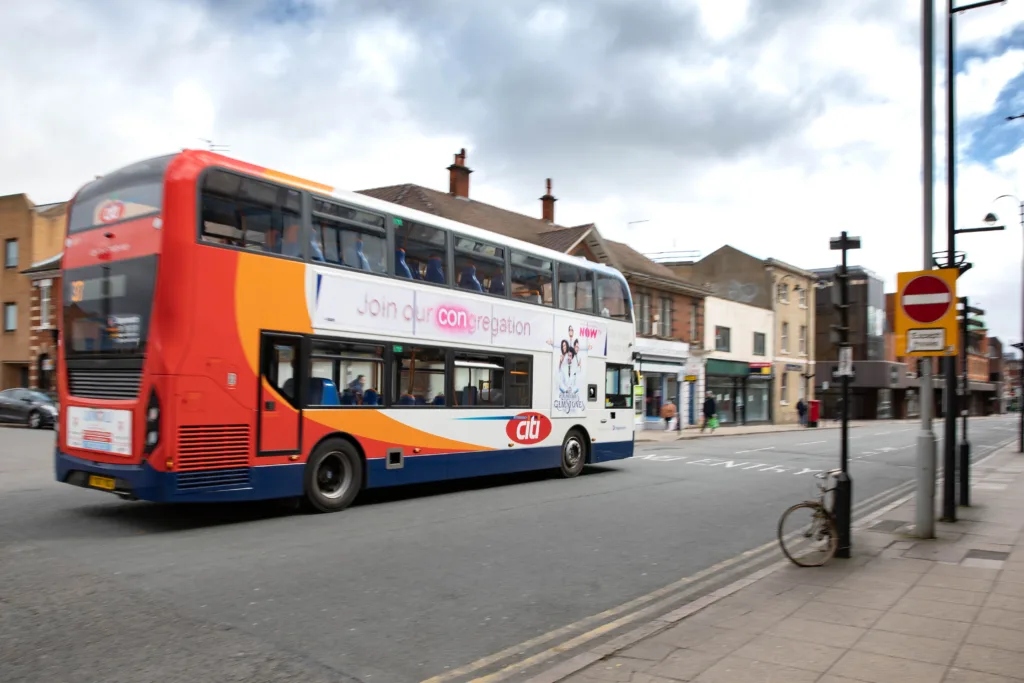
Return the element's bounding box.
[303,438,362,513]
[559,429,587,478]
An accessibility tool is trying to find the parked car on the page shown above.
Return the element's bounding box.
[0,388,58,429]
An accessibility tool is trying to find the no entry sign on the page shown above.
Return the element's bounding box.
[902,274,952,323]
[894,268,959,357]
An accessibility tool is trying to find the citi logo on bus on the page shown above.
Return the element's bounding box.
[97,200,125,224]
[506,412,552,445]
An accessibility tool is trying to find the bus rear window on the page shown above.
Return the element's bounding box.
[68,155,174,233]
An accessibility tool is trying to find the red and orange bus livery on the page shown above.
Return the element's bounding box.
[56,151,637,512]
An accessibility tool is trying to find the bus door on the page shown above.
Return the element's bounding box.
[258,333,303,455]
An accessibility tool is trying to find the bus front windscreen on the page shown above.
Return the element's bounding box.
[63,255,157,356]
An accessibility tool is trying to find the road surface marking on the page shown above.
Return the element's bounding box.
[735,446,775,454]
[797,440,826,446]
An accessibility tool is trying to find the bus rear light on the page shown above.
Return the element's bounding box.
[144,389,161,455]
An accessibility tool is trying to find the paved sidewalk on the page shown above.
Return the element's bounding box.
[549,443,1024,683]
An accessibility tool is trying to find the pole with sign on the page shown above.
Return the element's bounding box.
[895,268,959,522]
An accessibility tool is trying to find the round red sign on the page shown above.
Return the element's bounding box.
[902,275,952,324]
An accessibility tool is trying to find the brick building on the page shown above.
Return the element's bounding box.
[359,150,710,428]
[0,195,66,389]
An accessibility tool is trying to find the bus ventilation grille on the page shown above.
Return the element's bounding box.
[68,368,142,400]
[176,468,251,491]
[177,425,251,471]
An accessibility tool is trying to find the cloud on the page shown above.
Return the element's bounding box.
[0,0,1021,343]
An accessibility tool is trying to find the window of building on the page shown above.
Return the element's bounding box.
[510,251,554,306]
[715,325,731,352]
[3,303,15,332]
[4,239,17,269]
[394,219,448,284]
[454,353,505,406]
[781,322,789,353]
[660,297,672,337]
[798,287,807,308]
[309,339,385,406]
[636,293,652,335]
[393,345,447,406]
[454,236,505,295]
[753,332,766,356]
[597,274,631,321]
[312,198,386,272]
[799,325,807,355]
[777,282,789,303]
[39,283,51,329]
[781,372,789,404]
[507,355,532,408]
[200,170,303,256]
[690,301,699,342]
[557,262,595,313]
[605,364,633,408]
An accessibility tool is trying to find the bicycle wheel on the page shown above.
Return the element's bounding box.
[778,502,838,567]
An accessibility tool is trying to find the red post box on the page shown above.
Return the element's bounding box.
[808,400,821,428]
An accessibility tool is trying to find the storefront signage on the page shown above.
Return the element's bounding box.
[684,375,698,382]
[749,362,772,376]
[785,363,802,372]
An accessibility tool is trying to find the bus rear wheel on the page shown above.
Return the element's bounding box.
[559,429,587,478]
[303,438,362,513]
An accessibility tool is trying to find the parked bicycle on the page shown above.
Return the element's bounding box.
[777,469,840,567]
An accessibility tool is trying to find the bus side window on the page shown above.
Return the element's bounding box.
[199,169,301,255]
[510,251,553,306]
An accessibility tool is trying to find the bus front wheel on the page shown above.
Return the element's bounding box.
[559,429,587,478]
[303,438,362,513]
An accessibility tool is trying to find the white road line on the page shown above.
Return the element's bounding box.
[734,446,775,454]
[796,440,826,446]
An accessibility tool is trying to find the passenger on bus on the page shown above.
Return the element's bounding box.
[281,217,325,261]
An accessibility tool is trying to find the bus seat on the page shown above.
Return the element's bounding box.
[395,249,413,279]
[462,386,478,406]
[459,266,483,292]
[426,255,445,284]
[363,389,380,406]
[431,394,445,406]
[416,396,428,405]
[488,276,505,295]
[398,394,416,405]
[282,378,295,401]
[316,379,340,405]
[339,390,355,405]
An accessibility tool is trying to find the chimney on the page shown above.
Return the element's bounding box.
[448,148,472,198]
[540,178,557,224]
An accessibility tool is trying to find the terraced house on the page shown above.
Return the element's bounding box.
[359,149,710,429]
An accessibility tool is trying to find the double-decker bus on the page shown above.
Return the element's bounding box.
[55,151,636,512]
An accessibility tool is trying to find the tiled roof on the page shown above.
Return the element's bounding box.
[537,225,592,252]
[358,183,565,243]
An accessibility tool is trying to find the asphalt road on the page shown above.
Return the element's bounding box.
[0,416,1017,683]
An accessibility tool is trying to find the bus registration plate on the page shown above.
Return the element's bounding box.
[88,475,116,491]
[66,407,132,456]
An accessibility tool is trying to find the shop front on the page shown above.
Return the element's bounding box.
[704,359,773,425]
[635,338,691,430]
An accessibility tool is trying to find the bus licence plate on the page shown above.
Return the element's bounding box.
[88,475,116,491]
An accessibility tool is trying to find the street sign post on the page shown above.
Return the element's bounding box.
[895,269,959,356]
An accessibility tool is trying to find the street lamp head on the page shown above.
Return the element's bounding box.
[984,212,999,224]
[829,235,862,251]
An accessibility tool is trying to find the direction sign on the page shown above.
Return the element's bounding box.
[895,268,958,357]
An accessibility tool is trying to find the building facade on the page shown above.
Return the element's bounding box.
[0,195,66,389]
[359,149,710,430]
[702,296,775,424]
[766,259,816,423]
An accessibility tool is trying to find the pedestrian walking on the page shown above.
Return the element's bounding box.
[796,398,807,426]
[700,392,717,433]
[660,401,677,430]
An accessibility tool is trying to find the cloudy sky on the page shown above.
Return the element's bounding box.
[2,0,1023,342]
